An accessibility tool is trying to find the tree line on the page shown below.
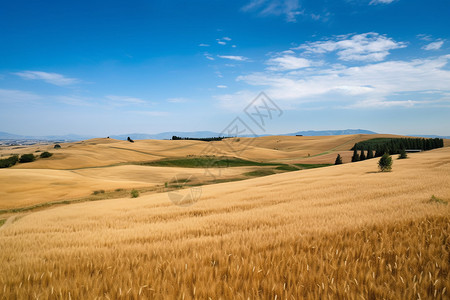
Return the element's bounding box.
[334,137,444,165]
[171,136,225,142]
[351,137,444,156]
[0,152,53,168]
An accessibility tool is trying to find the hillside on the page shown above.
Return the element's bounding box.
[0,134,416,210]
[0,134,448,211]
[0,145,449,298]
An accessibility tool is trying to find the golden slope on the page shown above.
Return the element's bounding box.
[0,134,414,170]
[0,147,449,298]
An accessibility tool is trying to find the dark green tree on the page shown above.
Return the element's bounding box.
[0,155,19,168]
[398,149,407,159]
[334,154,343,165]
[360,149,366,160]
[351,149,360,162]
[40,151,53,158]
[366,145,374,159]
[378,153,393,172]
[19,154,35,163]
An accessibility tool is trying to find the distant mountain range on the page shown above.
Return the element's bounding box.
[285,129,377,136]
[0,131,96,141]
[1,130,448,141]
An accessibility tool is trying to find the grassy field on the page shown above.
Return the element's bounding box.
[139,157,280,168]
[0,144,448,299]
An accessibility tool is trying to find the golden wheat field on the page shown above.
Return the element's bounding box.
[0,134,408,209]
[0,136,449,299]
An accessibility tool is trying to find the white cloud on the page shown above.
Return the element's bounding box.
[204,53,215,60]
[167,97,188,103]
[216,39,227,45]
[369,0,395,4]
[234,55,450,109]
[423,41,444,51]
[297,32,406,62]
[14,71,79,86]
[199,43,210,47]
[105,95,148,105]
[417,34,433,41]
[56,96,92,106]
[350,99,430,108]
[242,0,302,22]
[222,37,232,41]
[217,85,228,89]
[0,89,42,103]
[266,55,312,71]
[215,90,259,112]
[217,55,248,61]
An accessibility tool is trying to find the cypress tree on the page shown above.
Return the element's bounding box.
[360,149,366,160]
[366,145,374,159]
[375,146,382,157]
[351,149,360,162]
[334,154,343,165]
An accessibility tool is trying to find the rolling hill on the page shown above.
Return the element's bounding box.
[0,141,448,299]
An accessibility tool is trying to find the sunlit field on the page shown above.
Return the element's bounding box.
[0,134,408,209]
[1,139,449,299]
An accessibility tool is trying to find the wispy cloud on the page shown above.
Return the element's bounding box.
[204,53,215,60]
[217,85,228,89]
[217,55,248,61]
[215,90,258,112]
[167,97,188,103]
[369,0,395,5]
[105,95,148,106]
[242,0,302,22]
[423,40,444,51]
[216,39,227,45]
[296,32,406,62]
[199,43,210,47]
[14,71,79,86]
[417,34,433,41]
[266,55,312,71]
[56,96,92,106]
[0,88,42,103]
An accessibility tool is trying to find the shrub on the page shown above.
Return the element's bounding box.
[398,149,407,159]
[334,154,343,165]
[378,153,393,172]
[429,195,447,205]
[92,190,105,195]
[0,155,19,168]
[40,151,53,158]
[19,154,36,163]
[54,144,61,149]
[131,189,139,198]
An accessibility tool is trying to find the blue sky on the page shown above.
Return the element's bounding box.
[1,0,449,136]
